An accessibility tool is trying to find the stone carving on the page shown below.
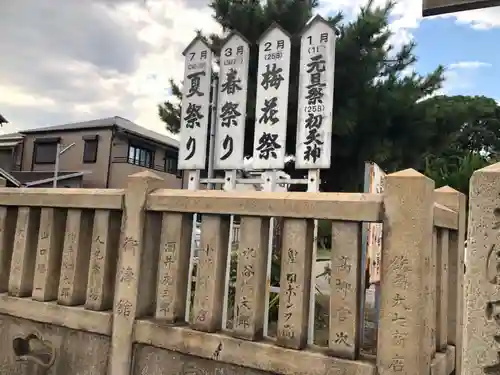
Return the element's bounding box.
[12,331,56,369]
[483,241,500,373]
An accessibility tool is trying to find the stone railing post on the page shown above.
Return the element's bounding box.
[435,185,466,375]
[463,163,500,375]
[108,171,163,375]
[377,169,434,375]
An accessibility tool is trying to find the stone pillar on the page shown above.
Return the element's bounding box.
[462,163,500,375]
[85,209,122,311]
[232,216,269,340]
[329,221,362,359]
[58,209,93,305]
[155,212,192,322]
[9,207,41,297]
[435,228,449,351]
[377,169,434,375]
[276,218,314,350]
[191,214,230,332]
[108,171,163,375]
[0,206,17,292]
[32,208,66,301]
[435,185,466,375]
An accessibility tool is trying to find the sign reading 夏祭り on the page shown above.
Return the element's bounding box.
[178,36,213,170]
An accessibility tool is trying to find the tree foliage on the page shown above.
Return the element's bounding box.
[158,0,500,193]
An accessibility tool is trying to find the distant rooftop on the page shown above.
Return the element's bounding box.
[21,116,179,148]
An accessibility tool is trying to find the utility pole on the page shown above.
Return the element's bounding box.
[53,142,75,188]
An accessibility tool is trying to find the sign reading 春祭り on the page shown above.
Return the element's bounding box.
[214,32,250,170]
[252,23,292,170]
[367,162,386,284]
[295,15,335,170]
[178,36,213,170]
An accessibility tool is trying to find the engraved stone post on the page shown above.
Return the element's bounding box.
[191,214,230,332]
[9,207,41,297]
[155,212,193,322]
[434,185,465,375]
[276,218,314,350]
[435,228,449,351]
[85,209,122,311]
[329,221,362,359]
[428,227,437,359]
[32,208,66,301]
[232,216,269,340]
[109,171,162,375]
[0,206,17,293]
[377,169,434,375]
[462,163,500,375]
[58,209,93,305]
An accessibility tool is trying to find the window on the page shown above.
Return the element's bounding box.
[83,135,99,163]
[33,138,59,164]
[127,145,153,168]
[164,153,178,175]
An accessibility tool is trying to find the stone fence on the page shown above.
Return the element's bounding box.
[0,168,465,375]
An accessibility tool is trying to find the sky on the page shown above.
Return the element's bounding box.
[0,0,499,137]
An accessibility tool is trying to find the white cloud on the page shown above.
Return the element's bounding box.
[440,60,491,94]
[318,0,500,54]
[448,61,492,69]
[1,0,498,139]
[0,0,220,137]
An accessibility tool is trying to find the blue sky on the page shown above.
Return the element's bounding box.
[319,1,500,103]
[414,17,499,100]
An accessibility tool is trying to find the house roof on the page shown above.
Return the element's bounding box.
[0,132,24,140]
[21,116,179,148]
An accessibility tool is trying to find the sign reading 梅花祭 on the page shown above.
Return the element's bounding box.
[252,23,291,170]
[295,15,335,170]
[214,31,250,170]
[367,162,385,284]
[423,0,500,16]
[178,36,213,170]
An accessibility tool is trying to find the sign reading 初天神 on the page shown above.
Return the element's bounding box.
[214,32,250,170]
[251,23,292,170]
[178,36,213,170]
[295,15,335,170]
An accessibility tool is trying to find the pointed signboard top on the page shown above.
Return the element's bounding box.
[257,21,292,44]
[182,34,213,56]
[299,14,336,36]
[220,29,251,48]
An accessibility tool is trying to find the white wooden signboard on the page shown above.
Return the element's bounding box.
[295,15,336,169]
[252,23,291,170]
[178,36,213,170]
[214,32,250,170]
[367,162,386,284]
